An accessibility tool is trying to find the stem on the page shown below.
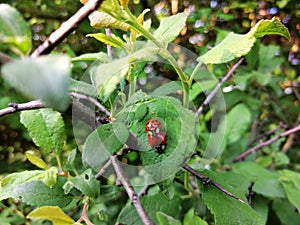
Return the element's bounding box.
[31,0,104,57]
[128,64,137,98]
[182,164,245,203]
[70,92,111,116]
[158,48,190,107]
[105,28,114,59]
[0,100,44,117]
[233,124,300,162]
[56,154,68,176]
[77,202,94,225]
[111,155,154,225]
[188,61,203,86]
[194,58,244,118]
[124,7,190,107]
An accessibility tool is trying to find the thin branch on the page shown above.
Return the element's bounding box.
[105,28,114,59]
[282,114,300,153]
[95,159,112,180]
[0,100,44,117]
[248,121,287,147]
[70,92,111,116]
[77,202,94,225]
[111,155,154,225]
[194,58,244,119]
[233,124,300,162]
[31,0,103,57]
[182,164,245,203]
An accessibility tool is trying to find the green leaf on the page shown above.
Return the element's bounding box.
[118,193,181,225]
[20,109,65,155]
[0,4,32,55]
[1,55,70,111]
[257,44,284,74]
[280,170,300,214]
[154,12,187,43]
[87,33,125,48]
[253,17,290,40]
[156,212,181,225]
[69,78,98,98]
[26,152,49,170]
[151,81,182,97]
[71,52,112,62]
[69,169,100,198]
[225,103,252,144]
[11,181,72,207]
[0,167,58,201]
[183,208,208,225]
[27,206,75,225]
[89,11,130,31]
[273,199,300,225]
[251,196,269,224]
[83,122,129,171]
[198,170,264,225]
[198,32,256,64]
[233,162,286,198]
[91,46,158,101]
[198,18,290,64]
[136,96,196,182]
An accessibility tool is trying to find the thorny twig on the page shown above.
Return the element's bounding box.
[182,164,245,204]
[111,155,154,225]
[194,58,244,119]
[31,0,103,57]
[0,100,44,117]
[233,124,300,162]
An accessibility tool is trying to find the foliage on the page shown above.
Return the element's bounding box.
[0,0,299,225]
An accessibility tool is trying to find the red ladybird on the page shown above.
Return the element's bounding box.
[145,119,162,135]
[145,119,167,153]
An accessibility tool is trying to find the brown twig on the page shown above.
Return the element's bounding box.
[77,202,94,225]
[182,164,245,203]
[111,155,154,225]
[282,114,300,153]
[194,58,244,119]
[0,100,44,117]
[248,122,287,147]
[105,28,114,59]
[70,92,111,116]
[95,159,112,180]
[31,0,103,57]
[233,124,300,162]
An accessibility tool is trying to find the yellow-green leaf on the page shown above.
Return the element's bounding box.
[89,11,130,31]
[87,33,125,48]
[0,167,58,201]
[251,17,290,40]
[0,4,32,55]
[198,18,290,64]
[26,152,49,170]
[27,206,75,225]
[198,32,256,64]
[119,0,129,8]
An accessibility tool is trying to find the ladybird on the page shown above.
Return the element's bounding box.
[145,119,167,153]
[145,119,162,135]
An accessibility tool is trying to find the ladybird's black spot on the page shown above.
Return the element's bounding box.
[154,144,166,154]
